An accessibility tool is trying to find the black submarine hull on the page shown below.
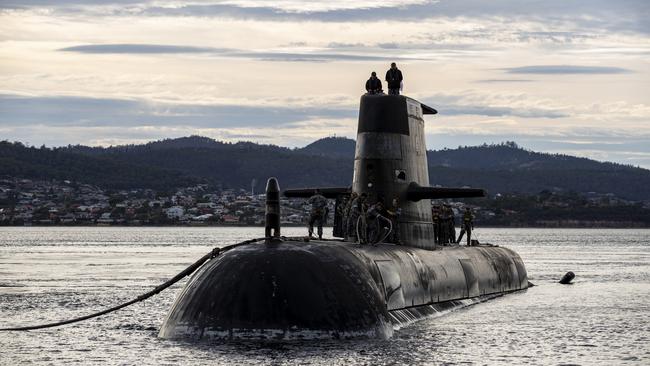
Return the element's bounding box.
[159,240,528,340]
[159,94,529,340]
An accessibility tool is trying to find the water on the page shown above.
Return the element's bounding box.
[1,227,648,365]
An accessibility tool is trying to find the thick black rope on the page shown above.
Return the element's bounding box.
[0,237,267,331]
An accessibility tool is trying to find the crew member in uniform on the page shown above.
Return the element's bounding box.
[347,192,365,241]
[343,192,357,239]
[365,72,383,94]
[333,194,348,238]
[432,204,441,244]
[365,201,391,245]
[439,205,450,245]
[385,62,403,95]
[308,190,328,239]
[457,207,475,246]
[445,205,456,244]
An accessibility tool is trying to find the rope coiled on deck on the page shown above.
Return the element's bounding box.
[0,237,267,331]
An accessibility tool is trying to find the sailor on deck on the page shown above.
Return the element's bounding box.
[308,190,328,239]
[445,205,456,244]
[457,207,475,246]
[343,192,358,239]
[365,201,392,245]
[347,193,367,242]
[432,204,441,244]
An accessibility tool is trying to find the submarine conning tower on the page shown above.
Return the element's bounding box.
[354,94,436,248]
[284,94,485,247]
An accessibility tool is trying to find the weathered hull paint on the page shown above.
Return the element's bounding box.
[159,240,528,340]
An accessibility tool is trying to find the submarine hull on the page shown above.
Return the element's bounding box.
[159,240,528,340]
[159,94,530,340]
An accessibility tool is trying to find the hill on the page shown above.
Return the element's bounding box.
[60,136,351,190]
[1,137,649,200]
[426,142,650,200]
[0,141,199,190]
[297,136,356,158]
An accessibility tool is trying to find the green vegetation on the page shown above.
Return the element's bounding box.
[0,141,200,190]
[460,191,650,227]
[2,137,650,201]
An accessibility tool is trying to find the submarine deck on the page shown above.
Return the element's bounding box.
[234,237,528,311]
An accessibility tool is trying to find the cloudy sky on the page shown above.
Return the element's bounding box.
[1,1,649,166]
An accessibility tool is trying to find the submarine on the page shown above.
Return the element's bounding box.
[158,93,529,340]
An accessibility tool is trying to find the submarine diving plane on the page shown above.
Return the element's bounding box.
[159,93,529,340]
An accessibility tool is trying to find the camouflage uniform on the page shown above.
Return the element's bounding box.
[343,193,358,239]
[445,206,456,244]
[456,208,475,246]
[432,205,441,244]
[308,193,328,239]
[439,206,449,245]
[346,196,359,240]
[333,194,349,238]
[347,194,368,243]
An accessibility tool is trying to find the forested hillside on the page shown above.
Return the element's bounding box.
[2,137,649,200]
[0,141,199,190]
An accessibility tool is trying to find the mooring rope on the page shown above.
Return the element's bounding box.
[0,237,267,331]
[376,219,393,245]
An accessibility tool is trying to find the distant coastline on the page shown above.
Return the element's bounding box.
[2,175,649,229]
[3,137,650,202]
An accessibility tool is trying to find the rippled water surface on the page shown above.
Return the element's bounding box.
[1,227,649,365]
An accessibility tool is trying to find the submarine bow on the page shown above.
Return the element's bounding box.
[159,241,392,340]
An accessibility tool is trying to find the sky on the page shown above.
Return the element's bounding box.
[1,0,649,167]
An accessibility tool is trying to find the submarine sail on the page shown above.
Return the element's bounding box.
[159,94,529,340]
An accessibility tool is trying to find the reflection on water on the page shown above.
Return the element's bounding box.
[1,227,649,365]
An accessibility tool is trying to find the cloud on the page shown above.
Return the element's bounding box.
[59,43,424,62]
[503,65,632,74]
[0,93,361,147]
[514,31,598,43]
[327,42,365,48]
[0,0,141,7]
[0,94,356,128]
[475,79,534,83]
[419,92,573,119]
[440,106,567,119]
[4,0,648,36]
[2,93,648,167]
[236,52,413,62]
[125,1,644,27]
[0,92,570,141]
[126,1,649,35]
[60,44,230,54]
[0,0,431,14]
